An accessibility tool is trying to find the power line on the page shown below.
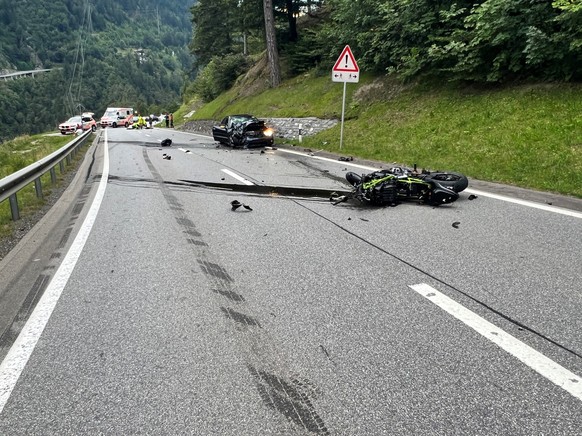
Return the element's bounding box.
[67,0,91,116]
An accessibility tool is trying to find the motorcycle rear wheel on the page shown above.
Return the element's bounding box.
[422,172,468,192]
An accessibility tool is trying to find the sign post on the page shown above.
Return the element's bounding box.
[332,45,359,149]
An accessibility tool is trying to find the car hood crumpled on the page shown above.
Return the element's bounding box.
[239,120,266,132]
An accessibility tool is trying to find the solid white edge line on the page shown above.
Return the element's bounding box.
[276,148,581,219]
[464,188,582,219]
[221,169,254,186]
[276,147,378,171]
[409,283,582,402]
[185,132,214,140]
[0,130,110,415]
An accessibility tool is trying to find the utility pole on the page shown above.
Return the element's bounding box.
[156,7,160,36]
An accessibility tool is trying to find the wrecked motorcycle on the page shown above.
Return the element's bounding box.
[333,165,468,207]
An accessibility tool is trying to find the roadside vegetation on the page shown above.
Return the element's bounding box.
[0,134,82,238]
[182,0,582,199]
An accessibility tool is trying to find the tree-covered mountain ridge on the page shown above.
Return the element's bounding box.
[0,0,196,142]
[0,0,194,71]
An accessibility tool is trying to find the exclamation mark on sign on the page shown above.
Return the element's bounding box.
[345,55,348,68]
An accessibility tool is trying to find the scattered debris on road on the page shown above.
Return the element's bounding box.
[468,194,478,200]
[162,154,172,160]
[161,138,172,147]
[452,221,460,228]
[231,200,253,211]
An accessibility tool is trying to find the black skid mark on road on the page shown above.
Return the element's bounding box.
[248,365,330,435]
[221,307,261,328]
[108,175,157,185]
[165,194,181,208]
[197,260,234,283]
[213,288,245,302]
[81,185,92,197]
[71,201,85,217]
[107,139,168,147]
[290,159,348,185]
[179,178,351,200]
[69,181,94,224]
[187,238,208,247]
[0,274,51,354]
[58,227,72,249]
[141,148,330,434]
[176,217,196,228]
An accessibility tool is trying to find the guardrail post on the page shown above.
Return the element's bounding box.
[34,178,43,198]
[59,161,65,173]
[9,194,20,221]
[50,167,57,184]
[66,155,72,165]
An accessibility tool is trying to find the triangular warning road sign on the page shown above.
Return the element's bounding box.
[332,45,359,73]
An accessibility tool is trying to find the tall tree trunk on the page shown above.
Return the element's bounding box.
[286,0,297,42]
[263,0,281,87]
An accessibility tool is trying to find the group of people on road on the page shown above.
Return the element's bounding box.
[131,112,174,129]
[164,113,174,128]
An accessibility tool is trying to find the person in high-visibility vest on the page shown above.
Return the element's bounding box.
[137,114,146,129]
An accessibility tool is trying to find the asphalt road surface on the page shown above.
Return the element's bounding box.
[0,127,581,435]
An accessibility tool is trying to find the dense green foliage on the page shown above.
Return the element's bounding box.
[317,0,582,82]
[188,0,324,101]
[185,54,252,102]
[0,0,194,142]
[189,0,582,98]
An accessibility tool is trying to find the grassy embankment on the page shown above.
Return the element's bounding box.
[181,73,582,198]
[0,134,79,238]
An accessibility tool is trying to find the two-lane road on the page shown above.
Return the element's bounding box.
[1,127,581,435]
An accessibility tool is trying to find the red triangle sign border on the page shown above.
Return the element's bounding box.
[332,45,359,73]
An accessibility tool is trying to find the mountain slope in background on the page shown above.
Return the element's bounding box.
[0,0,195,141]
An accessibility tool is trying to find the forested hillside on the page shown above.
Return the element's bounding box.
[0,0,195,142]
[187,0,582,105]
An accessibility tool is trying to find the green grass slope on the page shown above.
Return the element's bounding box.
[0,133,84,238]
[184,73,582,198]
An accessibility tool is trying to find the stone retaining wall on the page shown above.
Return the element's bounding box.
[179,117,338,140]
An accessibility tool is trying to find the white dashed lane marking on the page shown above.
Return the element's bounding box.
[410,283,582,402]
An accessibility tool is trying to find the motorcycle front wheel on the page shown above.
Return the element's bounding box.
[346,172,362,187]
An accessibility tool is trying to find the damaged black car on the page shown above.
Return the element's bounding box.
[212,114,274,148]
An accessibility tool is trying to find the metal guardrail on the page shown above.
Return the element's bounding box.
[0,130,92,220]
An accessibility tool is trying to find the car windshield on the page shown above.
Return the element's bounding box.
[232,115,257,124]
[104,111,118,117]
[67,116,82,123]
